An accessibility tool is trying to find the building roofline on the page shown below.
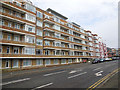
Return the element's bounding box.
[46,8,68,20]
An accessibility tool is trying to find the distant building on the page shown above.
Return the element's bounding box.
[107,48,118,58]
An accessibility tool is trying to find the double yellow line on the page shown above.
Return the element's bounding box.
[87,68,120,90]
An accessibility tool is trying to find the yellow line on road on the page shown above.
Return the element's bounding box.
[87,68,120,90]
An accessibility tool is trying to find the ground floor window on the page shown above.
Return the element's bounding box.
[5,60,9,68]
[68,59,72,63]
[61,59,66,64]
[23,60,31,66]
[45,59,51,65]
[53,59,59,65]
[0,60,2,69]
[36,59,43,65]
[13,60,18,68]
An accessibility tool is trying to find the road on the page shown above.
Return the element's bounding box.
[1,60,119,89]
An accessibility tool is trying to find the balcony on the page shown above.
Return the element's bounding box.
[2,2,36,15]
[0,39,35,46]
[1,12,35,25]
[44,18,55,25]
[1,25,35,35]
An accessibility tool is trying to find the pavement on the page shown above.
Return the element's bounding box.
[1,60,119,89]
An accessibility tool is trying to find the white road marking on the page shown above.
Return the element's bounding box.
[93,67,102,71]
[95,71,103,76]
[69,70,82,74]
[68,72,87,79]
[44,71,66,76]
[1,78,30,86]
[31,83,53,90]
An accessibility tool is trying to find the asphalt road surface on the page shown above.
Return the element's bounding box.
[1,60,119,89]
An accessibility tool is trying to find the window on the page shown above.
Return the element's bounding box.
[37,20,43,27]
[44,14,50,19]
[69,51,74,56]
[0,46,2,53]
[45,41,50,46]
[25,25,35,33]
[45,32,50,36]
[61,43,65,47]
[5,60,9,68]
[53,25,60,30]
[14,35,19,41]
[54,50,61,55]
[45,50,50,55]
[37,11,43,18]
[53,59,59,65]
[2,20,4,26]
[8,22,12,27]
[7,47,10,54]
[26,14,36,22]
[14,47,19,54]
[23,60,31,66]
[69,44,74,49]
[0,32,3,39]
[54,17,60,23]
[68,59,72,63]
[36,49,43,55]
[45,59,51,65]
[69,30,73,35]
[13,60,18,68]
[26,4,36,13]
[25,35,35,43]
[7,34,11,40]
[36,39,43,46]
[61,59,66,64]
[55,41,61,47]
[23,47,35,55]
[69,37,73,42]
[61,51,65,55]
[14,23,17,29]
[55,33,60,38]
[44,23,50,27]
[36,59,43,65]
[37,29,42,36]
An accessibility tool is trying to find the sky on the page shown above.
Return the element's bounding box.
[31,0,119,48]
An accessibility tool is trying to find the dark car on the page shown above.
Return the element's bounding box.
[92,58,101,64]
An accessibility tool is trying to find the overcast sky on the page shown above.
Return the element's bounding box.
[31,0,119,48]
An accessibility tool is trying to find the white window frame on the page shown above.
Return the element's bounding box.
[36,59,43,66]
[13,60,19,68]
[7,34,11,40]
[45,41,50,46]
[45,50,50,55]
[37,29,42,36]
[61,59,66,64]
[68,59,72,63]
[45,59,51,65]
[13,47,19,54]
[14,35,19,41]
[36,39,43,46]
[53,59,59,65]
[23,60,31,67]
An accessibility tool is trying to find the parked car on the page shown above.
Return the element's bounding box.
[92,58,101,64]
[100,58,105,62]
[105,58,112,61]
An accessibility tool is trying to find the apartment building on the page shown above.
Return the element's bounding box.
[0,0,107,69]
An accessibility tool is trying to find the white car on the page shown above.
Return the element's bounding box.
[105,58,112,61]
